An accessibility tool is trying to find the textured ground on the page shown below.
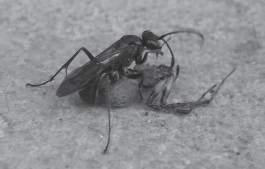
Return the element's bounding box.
[1,0,265,169]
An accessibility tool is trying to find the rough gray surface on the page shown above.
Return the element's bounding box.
[1,0,265,168]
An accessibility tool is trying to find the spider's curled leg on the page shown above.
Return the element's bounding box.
[148,68,236,114]
[147,84,216,114]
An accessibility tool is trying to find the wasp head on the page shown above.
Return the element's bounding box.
[142,30,162,50]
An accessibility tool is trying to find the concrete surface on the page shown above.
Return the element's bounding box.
[1,0,265,168]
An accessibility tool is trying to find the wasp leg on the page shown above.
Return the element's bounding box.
[135,51,148,64]
[148,68,236,114]
[122,68,142,78]
[138,78,144,100]
[26,47,98,87]
[103,73,111,154]
[108,70,120,83]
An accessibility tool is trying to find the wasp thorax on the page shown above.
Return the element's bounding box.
[142,30,161,50]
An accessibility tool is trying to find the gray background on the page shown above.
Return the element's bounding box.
[1,0,264,168]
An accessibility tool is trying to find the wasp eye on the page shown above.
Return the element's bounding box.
[142,30,161,50]
[145,40,160,50]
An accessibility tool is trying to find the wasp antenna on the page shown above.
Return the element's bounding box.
[161,38,175,68]
[103,75,111,154]
[159,28,204,48]
[161,37,171,48]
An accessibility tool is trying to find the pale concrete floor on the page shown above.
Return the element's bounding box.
[1,0,265,168]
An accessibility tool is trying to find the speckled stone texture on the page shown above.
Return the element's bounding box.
[1,0,265,169]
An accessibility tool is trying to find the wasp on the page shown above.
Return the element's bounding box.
[26,29,204,153]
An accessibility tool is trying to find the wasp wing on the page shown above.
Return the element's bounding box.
[56,62,103,97]
[78,75,102,104]
[56,35,142,97]
[95,35,141,62]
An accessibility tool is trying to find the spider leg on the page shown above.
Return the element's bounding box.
[147,65,180,105]
[160,75,174,105]
[148,68,236,114]
[146,77,168,104]
[196,68,236,105]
